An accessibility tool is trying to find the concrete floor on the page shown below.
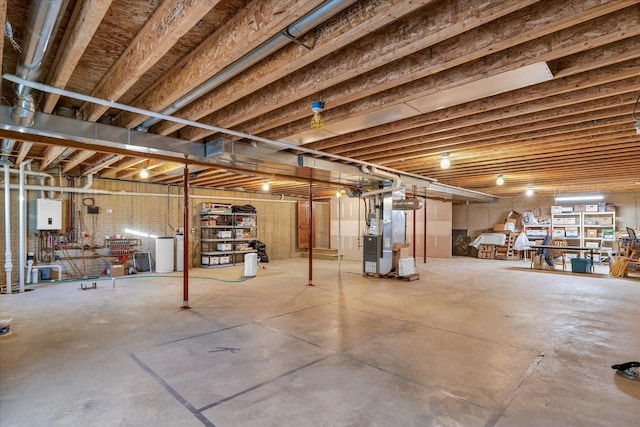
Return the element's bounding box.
[1,257,639,426]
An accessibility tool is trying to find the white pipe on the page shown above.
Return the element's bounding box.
[6,167,55,198]
[2,74,438,185]
[83,173,94,189]
[7,183,298,203]
[359,166,403,197]
[18,160,31,292]
[3,164,12,294]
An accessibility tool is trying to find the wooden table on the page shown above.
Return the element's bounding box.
[528,244,600,273]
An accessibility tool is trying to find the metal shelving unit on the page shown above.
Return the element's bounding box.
[199,206,258,268]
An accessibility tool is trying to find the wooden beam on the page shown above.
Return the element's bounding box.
[39,146,67,170]
[257,6,640,142]
[114,0,325,128]
[341,80,640,161]
[42,0,113,113]
[180,0,542,141]
[149,0,450,136]
[310,55,640,152]
[99,157,146,178]
[81,0,220,122]
[62,150,97,173]
[15,141,32,165]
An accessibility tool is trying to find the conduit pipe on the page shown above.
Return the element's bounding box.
[7,183,299,202]
[3,164,13,293]
[3,75,439,187]
[137,0,357,131]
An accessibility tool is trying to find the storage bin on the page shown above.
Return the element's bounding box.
[216,243,232,251]
[217,230,232,238]
[571,258,591,273]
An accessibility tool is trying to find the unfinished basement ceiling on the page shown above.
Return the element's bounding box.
[0,0,638,199]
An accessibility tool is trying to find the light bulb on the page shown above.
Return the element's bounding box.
[440,152,450,169]
[140,167,149,179]
[525,186,534,197]
[496,175,504,185]
[336,190,341,198]
[262,182,270,191]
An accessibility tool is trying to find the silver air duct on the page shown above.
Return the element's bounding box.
[11,0,68,127]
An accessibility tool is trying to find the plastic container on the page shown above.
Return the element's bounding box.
[571,258,591,273]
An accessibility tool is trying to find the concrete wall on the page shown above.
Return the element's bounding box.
[1,176,306,288]
[330,195,452,262]
[452,192,640,239]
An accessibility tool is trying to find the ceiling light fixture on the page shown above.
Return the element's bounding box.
[139,167,149,179]
[525,185,534,197]
[440,152,450,169]
[554,195,604,202]
[496,174,504,185]
[310,100,325,130]
[262,182,270,191]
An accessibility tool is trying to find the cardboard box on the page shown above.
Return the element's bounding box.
[493,224,507,231]
[586,228,597,238]
[561,206,574,213]
[210,256,219,265]
[109,264,124,277]
[393,243,411,259]
[585,204,598,212]
[392,243,411,271]
[219,256,230,264]
[217,230,232,238]
[565,227,579,237]
[216,243,233,251]
[551,206,563,214]
[553,229,565,237]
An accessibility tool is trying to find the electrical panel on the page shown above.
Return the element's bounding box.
[36,198,62,230]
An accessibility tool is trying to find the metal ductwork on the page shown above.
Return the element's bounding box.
[136,0,357,131]
[11,0,68,128]
[0,139,16,165]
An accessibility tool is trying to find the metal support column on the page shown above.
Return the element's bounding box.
[423,197,427,264]
[308,179,313,286]
[182,164,190,309]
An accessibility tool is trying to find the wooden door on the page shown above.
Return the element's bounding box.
[298,200,314,249]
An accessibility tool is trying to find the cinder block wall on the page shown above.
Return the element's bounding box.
[0,177,306,287]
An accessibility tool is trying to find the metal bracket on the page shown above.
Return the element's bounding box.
[281,29,313,51]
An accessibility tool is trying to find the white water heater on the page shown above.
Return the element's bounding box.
[36,198,62,230]
[155,237,174,273]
